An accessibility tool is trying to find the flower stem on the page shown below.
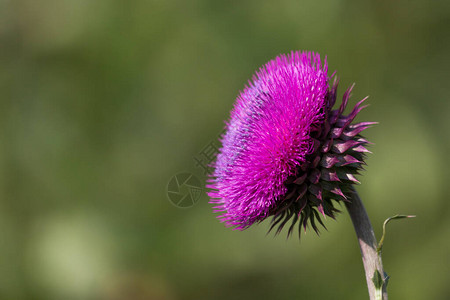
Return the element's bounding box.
[345,188,387,300]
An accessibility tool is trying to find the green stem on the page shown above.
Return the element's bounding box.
[377,214,416,255]
[345,188,388,300]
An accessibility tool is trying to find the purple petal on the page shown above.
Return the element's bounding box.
[308,168,321,184]
[332,140,362,154]
[347,121,378,129]
[294,173,308,185]
[352,145,372,153]
[321,168,340,182]
[339,154,362,166]
[321,139,333,153]
[335,96,369,127]
[296,183,308,201]
[342,125,371,138]
[320,154,340,168]
[308,184,323,200]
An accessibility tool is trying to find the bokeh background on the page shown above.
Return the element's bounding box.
[1,0,449,299]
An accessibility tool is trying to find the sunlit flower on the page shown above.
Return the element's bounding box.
[208,51,374,236]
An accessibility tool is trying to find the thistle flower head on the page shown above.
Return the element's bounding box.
[208,51,374,236]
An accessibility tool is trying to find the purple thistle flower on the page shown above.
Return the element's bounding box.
[208,51,374,236]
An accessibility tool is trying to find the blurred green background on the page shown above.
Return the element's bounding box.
[1,0,449,299]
